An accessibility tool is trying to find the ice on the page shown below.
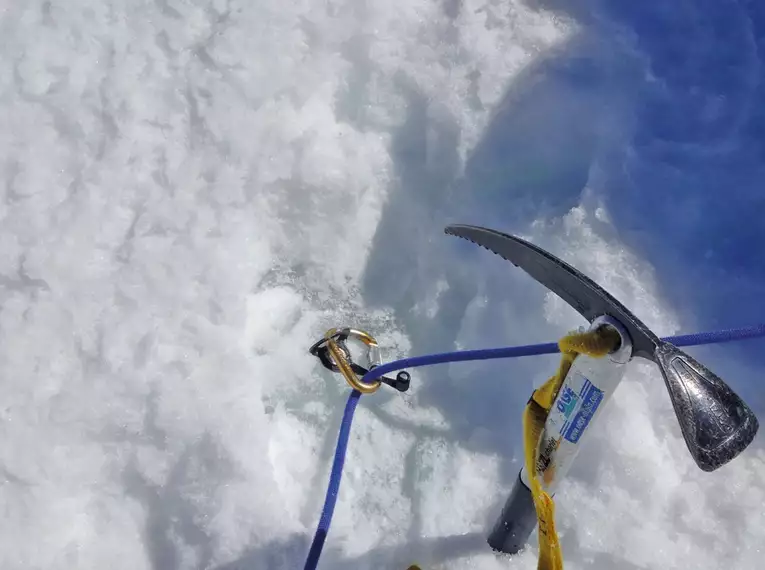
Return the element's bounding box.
[1,1,764,569]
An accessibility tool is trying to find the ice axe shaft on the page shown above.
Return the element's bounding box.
[445,224,758,472]
[488,316,632,554]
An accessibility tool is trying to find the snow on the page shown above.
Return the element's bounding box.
[1,1,764,569]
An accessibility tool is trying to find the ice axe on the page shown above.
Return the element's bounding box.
[445,224,759,554]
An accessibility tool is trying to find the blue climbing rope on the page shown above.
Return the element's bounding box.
[302,323,765,570]
[362,323,765,384]
[303,389,361,570]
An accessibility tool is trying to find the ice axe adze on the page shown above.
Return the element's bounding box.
[445,224,759,553]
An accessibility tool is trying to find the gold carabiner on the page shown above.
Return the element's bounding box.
[324,328,383,394]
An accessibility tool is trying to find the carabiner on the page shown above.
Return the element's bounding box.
[309,327,411,394]
[325,328,382,394]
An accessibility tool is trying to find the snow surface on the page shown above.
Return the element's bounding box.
[1,1,764,569]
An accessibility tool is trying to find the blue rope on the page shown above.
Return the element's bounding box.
[303,389,361,570]
[361,323,765,383]
[303,323,765,569]
[665,323,765,349]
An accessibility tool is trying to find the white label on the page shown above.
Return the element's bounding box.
[536,370,605,489]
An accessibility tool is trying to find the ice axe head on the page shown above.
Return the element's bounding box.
[445,224,759,472]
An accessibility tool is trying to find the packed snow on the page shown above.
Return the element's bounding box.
[1,1,764,569]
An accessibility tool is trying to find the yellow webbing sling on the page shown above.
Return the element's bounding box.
[523,327,619,570]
